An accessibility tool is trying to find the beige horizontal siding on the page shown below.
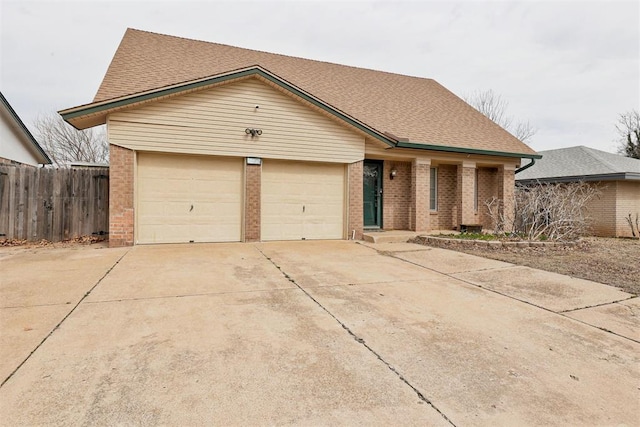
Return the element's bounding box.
[108,78,365,163]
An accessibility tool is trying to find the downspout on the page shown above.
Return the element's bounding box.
[515,158,536,174]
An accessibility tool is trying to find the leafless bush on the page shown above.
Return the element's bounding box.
[625,213,639,238]
[485,197,508,234]
[33,114,108,166]
[486,181,600,241]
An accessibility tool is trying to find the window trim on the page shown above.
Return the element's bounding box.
[430,167,438,211]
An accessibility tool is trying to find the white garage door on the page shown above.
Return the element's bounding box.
[262,160,345,241]
[137,153,242,244]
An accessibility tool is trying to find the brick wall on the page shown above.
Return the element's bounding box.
[382,161,411,230]
[587,181,640,237]
[615,181,640,237]
[477,167,498,229]
[586,183,615,236]
[431,164,457,230]
[457,164,476,226]
[411,159,430,231]
[498,166,515,231]
[109,144,134,247]
[348,161,364,240]
[244,162,261,241]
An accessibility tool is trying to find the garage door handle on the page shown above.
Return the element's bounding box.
[190,205,194,212]
[302,205,305,213]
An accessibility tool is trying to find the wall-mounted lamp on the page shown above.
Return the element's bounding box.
[245,128,263,137]
[390,168,397,180]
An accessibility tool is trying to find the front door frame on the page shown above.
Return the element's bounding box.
[363,159,383,229]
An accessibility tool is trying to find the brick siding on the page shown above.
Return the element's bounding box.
[430,164,457,230]
[477,167,498,229]
[108,144,134,247]
[348,161,364,240]
[615,181,640,237]
[382,161,411,230]
[498,166,515,231]
[244,162,261,241]
[587,181,640,237]
[411,159,430,231]
[457,164,476,227]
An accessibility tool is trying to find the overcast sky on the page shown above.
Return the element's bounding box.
[1,0,638,154]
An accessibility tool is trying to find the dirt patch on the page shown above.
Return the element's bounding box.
[0,236,108,249]
[412,236,640,296]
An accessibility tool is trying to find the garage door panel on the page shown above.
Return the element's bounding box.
[262,160,344,241]
[137,153,242,244]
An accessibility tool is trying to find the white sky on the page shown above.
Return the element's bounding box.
[1,0,638,153]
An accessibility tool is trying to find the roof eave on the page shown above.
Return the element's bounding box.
[59,66,397,147]
[516,172,640,183]
[395,141,541,160]
[1,92,52,164]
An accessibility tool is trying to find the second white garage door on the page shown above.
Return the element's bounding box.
[262,160,345,241]
[137,153,243,244]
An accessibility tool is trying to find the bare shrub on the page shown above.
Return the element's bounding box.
[33,114,108,166]
[486,181,600,241]
[625,213,639,238]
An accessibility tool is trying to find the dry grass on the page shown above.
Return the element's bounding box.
[428,237,639,295]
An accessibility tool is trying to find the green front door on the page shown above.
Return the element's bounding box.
[363,160,382,228]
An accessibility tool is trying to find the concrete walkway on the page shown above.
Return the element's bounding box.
[1,241,638,426]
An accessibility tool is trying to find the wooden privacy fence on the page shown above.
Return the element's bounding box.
[0,164,109,242]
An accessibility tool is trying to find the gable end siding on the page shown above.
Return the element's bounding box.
[107,78,365,163]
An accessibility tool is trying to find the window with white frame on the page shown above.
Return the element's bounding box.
[430,167,437,211]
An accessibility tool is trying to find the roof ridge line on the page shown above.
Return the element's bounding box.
[580,145,619,172]
[125,28,436,83]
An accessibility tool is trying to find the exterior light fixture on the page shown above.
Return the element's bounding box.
[390,168,397,180]
[245,128,262,137]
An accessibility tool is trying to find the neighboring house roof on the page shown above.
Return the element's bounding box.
[60,28,539,159]
[516,146,640,183]
[0,91,51,165]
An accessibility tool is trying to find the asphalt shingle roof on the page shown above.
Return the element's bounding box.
[70,28,538,156]
[516,146,640,181]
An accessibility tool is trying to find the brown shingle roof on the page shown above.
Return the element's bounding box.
[87,28,537,156]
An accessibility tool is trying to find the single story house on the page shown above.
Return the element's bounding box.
[516,145,640,237]
[60,28,539,247]
[0,91,51,166]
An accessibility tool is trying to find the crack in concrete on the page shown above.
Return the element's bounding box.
[255,246,456,427]
[1,301,76,310]
[0,249,132,388]
[83,286,300,304]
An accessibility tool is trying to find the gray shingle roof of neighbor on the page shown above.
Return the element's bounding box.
[516,145,640,183]
[60,28,539,158]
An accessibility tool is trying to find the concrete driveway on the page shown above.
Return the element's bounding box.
[1,241,638,426]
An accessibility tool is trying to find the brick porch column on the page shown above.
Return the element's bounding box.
[498,164,516,232]
[411,158,430,232]
[456,161,476,228]
[109,144,134,247]
[348,161,364,240]
[244,161,261,242]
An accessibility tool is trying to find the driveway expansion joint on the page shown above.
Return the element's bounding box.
[255,246,456,427]
[559,296,639,314]
[385,252,640,345]
[0,248,132,388]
